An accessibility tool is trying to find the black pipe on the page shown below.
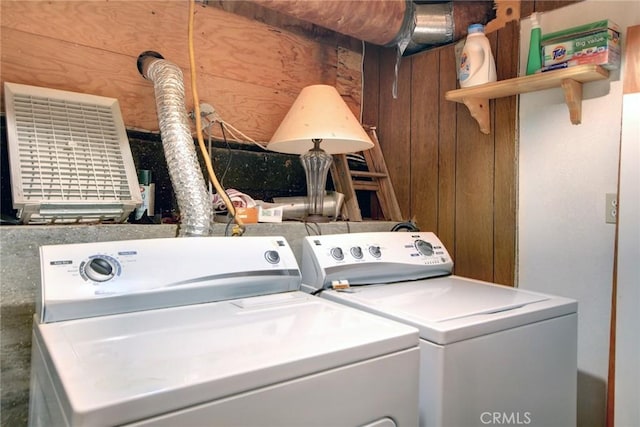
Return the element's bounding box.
[136,51,164,78]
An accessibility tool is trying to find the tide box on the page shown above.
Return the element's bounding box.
[541,19,621,70]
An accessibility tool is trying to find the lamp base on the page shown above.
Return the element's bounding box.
[305,214,331,223]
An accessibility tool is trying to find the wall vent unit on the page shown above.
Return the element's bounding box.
[4,82,142,224]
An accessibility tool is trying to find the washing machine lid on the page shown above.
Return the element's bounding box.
[320,276,577,345]
[35,291,417,426]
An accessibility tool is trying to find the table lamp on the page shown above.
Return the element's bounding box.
[268,85,374,222]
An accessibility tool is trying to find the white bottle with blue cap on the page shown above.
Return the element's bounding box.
[459,23,497,87]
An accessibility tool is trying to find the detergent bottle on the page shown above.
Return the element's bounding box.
[458,24,497,87]
[526,12,543,75]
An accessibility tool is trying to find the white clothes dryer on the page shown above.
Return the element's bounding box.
[300,232,578,427]
[29,236,420,427]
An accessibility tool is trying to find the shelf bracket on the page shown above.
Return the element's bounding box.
[561,78,583,125]
[462,98,490,134]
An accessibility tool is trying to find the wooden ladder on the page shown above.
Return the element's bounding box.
[330,126,403,222]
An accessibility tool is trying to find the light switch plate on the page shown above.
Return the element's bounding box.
[606,193,617,224]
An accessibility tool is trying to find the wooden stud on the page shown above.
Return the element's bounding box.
[485,0,521,34]
[329,127,403,222]
[330,154,362,221]
[362,128,404,222]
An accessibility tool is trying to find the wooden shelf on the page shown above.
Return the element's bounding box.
[445,64,610,134]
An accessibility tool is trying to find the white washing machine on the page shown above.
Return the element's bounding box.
[29,236,421,427]
[300,232,578,427]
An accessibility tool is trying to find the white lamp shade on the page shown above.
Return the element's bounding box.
[268,85,374,155]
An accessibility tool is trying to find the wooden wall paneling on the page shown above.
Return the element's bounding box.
[453,30,499,282]
[1,28,157,131]
[519,0,582,17]
[520,1,535,18]
[363,43,381,127]
[454,106,496,281]
[1,1,334,95]
[377,47,413,219]
[361,43,383,218]
[437,45,459,260]
[493,22,519,286]
[336,46,365,117]
[0,29,294,143]
[410,50,440,232]
[533,0,582,13]
[212,0,362,52]
[0,1,361,143]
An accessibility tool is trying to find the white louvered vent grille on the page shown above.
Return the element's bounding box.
[4,83,142,224]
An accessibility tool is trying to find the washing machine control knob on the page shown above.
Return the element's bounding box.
[368,245,382,258]
[350,246,363,259]
[84,257,116,282]
[264,250,280,264]
[331,247,344,261]
[415,239,434,256]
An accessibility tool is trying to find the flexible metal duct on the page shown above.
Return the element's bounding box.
[137,51,212,237]
[249,0,496,56]
[249,0,410,46]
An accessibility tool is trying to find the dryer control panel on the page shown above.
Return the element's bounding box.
[38,236,300,323]
[300,232,453,290]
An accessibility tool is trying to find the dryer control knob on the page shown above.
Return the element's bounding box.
[331,247,345,261]
[350,246,363,259]
[369,245,382,258]
[264,250,280,264]
[415,239,434,256]
[85,257,116,282]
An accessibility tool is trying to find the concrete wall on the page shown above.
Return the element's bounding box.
[0,221,397,425]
